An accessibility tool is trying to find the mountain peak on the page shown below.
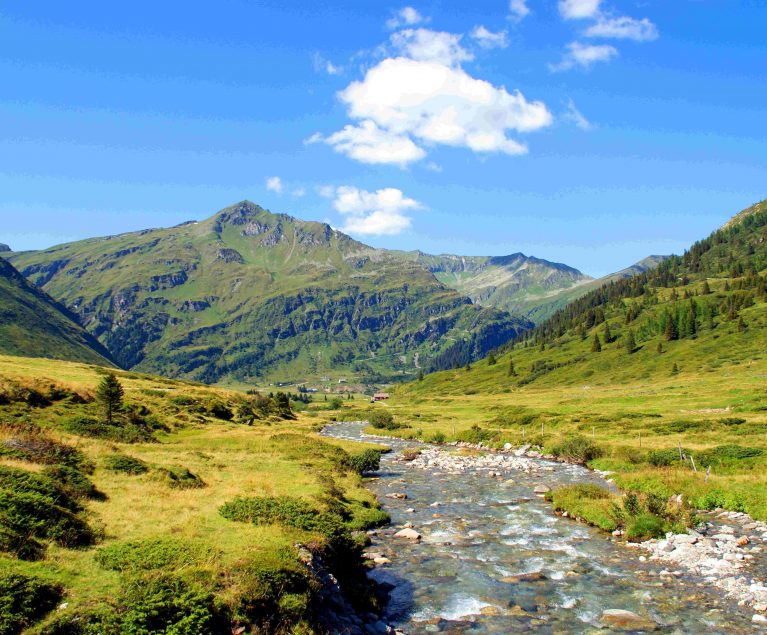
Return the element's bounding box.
[0,243,10,253]
[721,198,767,231]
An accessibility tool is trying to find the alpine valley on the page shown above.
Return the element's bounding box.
[3,201,607,386]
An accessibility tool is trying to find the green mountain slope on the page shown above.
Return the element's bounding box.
[392,250,592,322]
[0,257,114,365]
[401,198,767,396]
[8,202,529,384]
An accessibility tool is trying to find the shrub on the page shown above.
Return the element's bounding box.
[646,448,689,467]
[220,496,321,531]
[96,537,211,572]
[157,466,205,490]
[623,491,641,517]
[0,432,90,470]
[402,449,421,462]
[368,410,400,430]
[719,417,746,426]
[551,435,603,462]
[104,454,149,475]
[0,572,62,635]
[345,449,381,474]
[429,431,446,444]
[625,513,665,541]
[696,445,763,466]
[42,465,102,501]
[456,425,495,444]
[549,484,618,532]
[61,416,154,444]
[207,401,233,420]
[120,574,221,635]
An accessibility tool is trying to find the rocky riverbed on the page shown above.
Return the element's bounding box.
[323,422,767,633]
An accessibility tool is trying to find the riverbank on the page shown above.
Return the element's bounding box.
[328,422,765,624]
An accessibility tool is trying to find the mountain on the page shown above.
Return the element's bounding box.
[7,202,530,384]
[0,256,114,365]
[521,254,669,324]
[0,243,10,253]
[399,198,767,397]
[392,250,592,322]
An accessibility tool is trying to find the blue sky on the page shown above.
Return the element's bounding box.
[0,0,765,276]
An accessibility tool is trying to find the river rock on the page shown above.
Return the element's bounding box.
[386,492,407,500]
[600,609,658,631]
[394,528,421,541]
[737,536,750,546]
[373,557,391,565]
[533,485,551,494]
[753,614,767,624]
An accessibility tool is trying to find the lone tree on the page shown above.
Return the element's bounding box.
[508,358,517,377]
[591,333,602,353]
[625,330,637,354]
[487,352,497,366]
[417,369,424,381]
[603,322,613,344]
[96,372,124,425]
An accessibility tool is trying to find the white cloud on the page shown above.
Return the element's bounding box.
[550,41,618,71]
[470,26,509,50]
[321,48,551,165]
[291,187,306,198]
[508,0,530,22]
[585,16,658,41]
[564,99,594,130]
[391,28,473,66]
[265,176,283,194]
[324,120,427,166]
[317,184,336,198]
[313,53,343,75]
[386,6,425,29]
[332,186,423,235]
[559,0,602,20]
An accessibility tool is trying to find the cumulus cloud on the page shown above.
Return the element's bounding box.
[317,30,552,166]
[550,41,618,71]
[390,28,473,65]
[470,26,509,50]
[265,176,283,194]
[559,0,603,19]
[386,6,425,29]
[585,16,658,41]
[331,186,423,235]
[564,99,594,130]
[291,187,306,198]
[508,0,530,22]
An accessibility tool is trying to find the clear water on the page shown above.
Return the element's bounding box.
[322,423,761,634]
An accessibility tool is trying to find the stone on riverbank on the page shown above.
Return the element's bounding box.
[394,528,421,541]
[600,609,658,631]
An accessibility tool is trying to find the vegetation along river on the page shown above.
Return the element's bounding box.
[322,422,766,634]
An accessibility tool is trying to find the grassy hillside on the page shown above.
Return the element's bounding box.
[378,199,767,522]
[0,257,114,367]
[8,202,528,386]
[393,250,592,322]
[0,354,389,634]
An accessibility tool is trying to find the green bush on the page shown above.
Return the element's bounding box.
[104,454,149,475]
[456,425,495,444]
[220,496,321,531]
[96,537,211,572]
[646,447,689,467]
[0,432,90,470]
[696,444,763,466]
[429,431,446,444]
[0,572,62,635]
[549,484,618,532]
[61,416,154,444]
[625,513,665,541]
[157,466,205,490]
[368,410,400,430]
[207,401,233,420]
[345,449,381,474]
[550,435,603,462]
[120,574,221,635]
[43,465,102,501]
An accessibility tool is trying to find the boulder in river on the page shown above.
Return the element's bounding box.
[600,609,658,631]
[385,492,408,500]
[533,485,551,494]
[394,528,422,541]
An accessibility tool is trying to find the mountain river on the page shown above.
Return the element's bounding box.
[322,422,765,633]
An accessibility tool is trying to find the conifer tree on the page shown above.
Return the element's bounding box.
[656,342,664,354]
[625,330,637,354]
[508,358,517,377]
[465,362,471,371]
[417,369,424,381]
[664,316,679,341]
[603,322,613,344]
[591,333,602,353]
[670,362,679,375]
[96,372,124,425]
[701,280,711,295]
[487,352,497,366]
[738,316,747,332]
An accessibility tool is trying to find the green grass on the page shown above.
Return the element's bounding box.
[0,354,388,633]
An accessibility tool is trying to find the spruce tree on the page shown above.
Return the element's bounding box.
[96,372,124,425]
[670,362,679,375]
[417,369,424,381]
[603,322,613,344]
[664,316,679,341]
[591,333,602,353]
[508,358,517,377]
[738,316,747,332]
[465,362,471,371]
[487,352,497,366]
[625,330,637,354]
[656,342,664,354]
[701,280,711,295]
